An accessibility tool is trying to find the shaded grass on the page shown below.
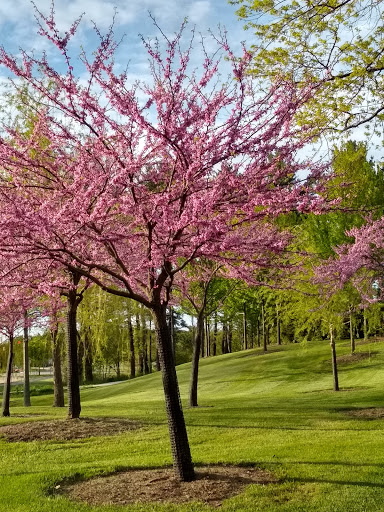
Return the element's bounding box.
[1,339,384,510]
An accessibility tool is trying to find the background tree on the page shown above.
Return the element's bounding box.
[232,0,384,133]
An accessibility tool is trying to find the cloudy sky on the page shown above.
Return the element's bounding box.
[0,0,251,80]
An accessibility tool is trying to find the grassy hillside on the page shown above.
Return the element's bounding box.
[1,338,384,511]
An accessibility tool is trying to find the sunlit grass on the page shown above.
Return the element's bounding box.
[1,338,384,511]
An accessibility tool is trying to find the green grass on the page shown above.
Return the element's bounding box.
[1,338,384,511]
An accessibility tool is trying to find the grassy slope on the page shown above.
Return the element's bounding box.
[1,339,384,512]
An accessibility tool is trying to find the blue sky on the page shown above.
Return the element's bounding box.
[0,0,251,79]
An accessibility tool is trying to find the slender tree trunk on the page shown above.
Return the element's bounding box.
[212,313,217,356]
[67,281,81,419]
[189,313,204,408]
[350,312,355,354]
[156,349,161,371]
[200,321,205,358]
[276,303,281,345]
[228,320,233,353]
[330,324,339,392]
[52,327,65,407]
[243,304,247,350]
[262,303,267,352]
[205,318,210,357]
[222,321,228,354]
[136,313,144,374]
[2,333,14,417]
[23,311,31,407]
[153,305,195,482]
[84,328,93,383]
[127,312,135,378]
[363,310,368,343]
[149,319,152,372]
[257,317,260,347]
[141,308,149,374]
[169,306,175,362]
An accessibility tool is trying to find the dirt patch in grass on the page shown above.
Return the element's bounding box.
[0,417,141,442]
[337,352,376,364]
[348,408,384,419]
[60,465,277,508]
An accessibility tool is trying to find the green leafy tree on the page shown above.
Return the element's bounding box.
[233,0,384,133]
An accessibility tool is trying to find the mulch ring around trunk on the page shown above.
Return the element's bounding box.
[347,408,384,419]
[58,465,277,508]
[337,351,377,365]
[0,417,141,442]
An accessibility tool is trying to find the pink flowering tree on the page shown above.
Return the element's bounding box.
[0,10,327,480]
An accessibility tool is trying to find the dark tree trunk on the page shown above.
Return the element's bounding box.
[350,312,355,354]
[276,303,281,345]
[205,318,210,357]
[141,309,150,374]
[189,314,204,408]
[262,303,267,352]
[52,327,65,407]
[222,321,228,354]
[127,312,135,378]
[363,310,368,342]
[169,306,176,362]
[67,277,82,419]
[212,313,217,356]
[200,321,205,358]
[149,318,153,372]
[116,348,121,378]
[243,304,247,350]
[153,305,195,482]
[23,312,31,407]
[2,333,14,417]
[330,325,339,391]
[136,313,144,375]
[84,328,93,383]
[156,349,161,371]
[257,317,261,347]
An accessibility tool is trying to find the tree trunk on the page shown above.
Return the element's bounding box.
[2,333,14,417]
[228,320,232,353]
[23,312,31,407]
[350,312,355,354]
[77,333,84,384]
[212,313,217,356]
[169,306,175,362]
[200,321,205,358]
[67,283,81,419]
[52,327,65,407]
[205,318,210,357]
[84,328,93,383]
[243,304,247,350]
[276,303,281,345]
[363,310,368,343]
[262,303,267,352]
[222,321,228,354]
[127,312,135,378]
[189,314,204,407]
[149,319,153,372]
[330,324,339,392]
[153,305,195,482]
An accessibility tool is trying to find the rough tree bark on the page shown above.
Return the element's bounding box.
[127,310,135,378]
[66,272,82,419]
[189,313,204,408]
[2,333,14,417]
[330,324,339,392]
[153,305,195,482]
[23,311,31,407]
[52,327,65,407]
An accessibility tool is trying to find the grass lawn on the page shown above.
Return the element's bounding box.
[1,338,384,511]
